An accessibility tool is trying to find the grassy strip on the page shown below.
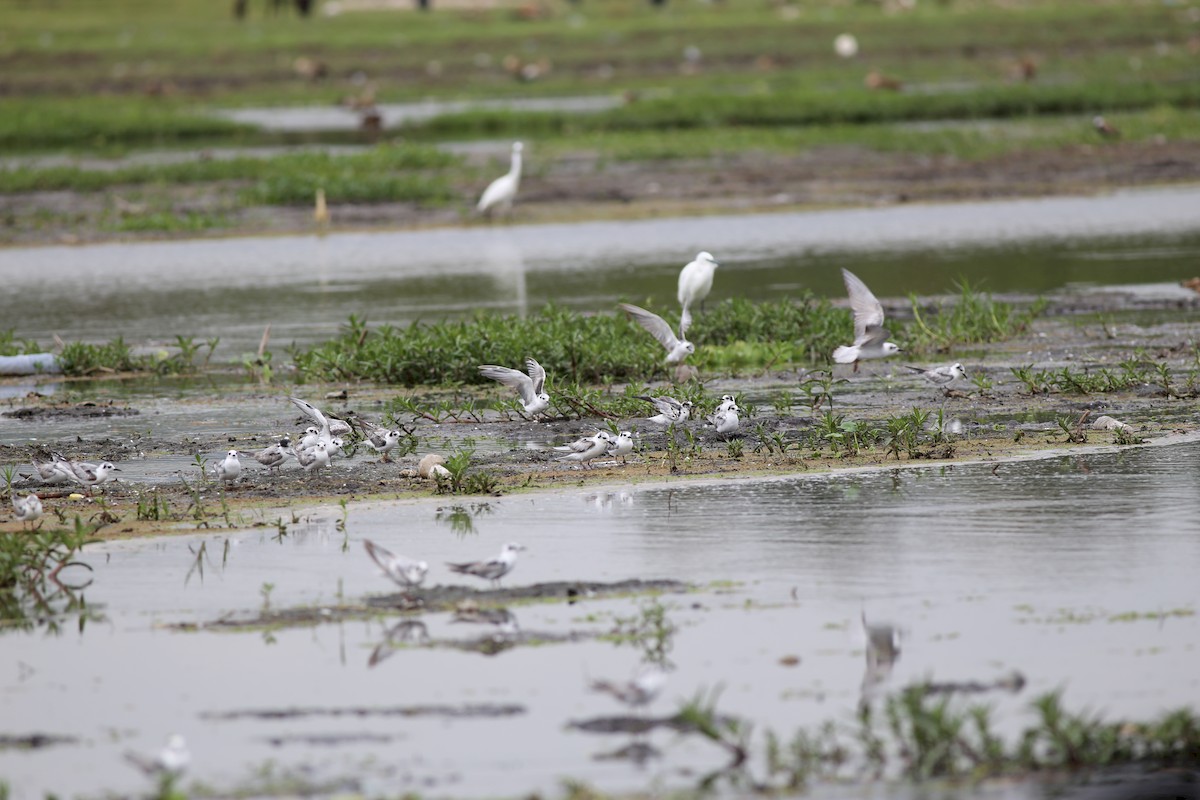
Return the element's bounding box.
[294,290,1040,385]
[406,80,1200,140]
[0,144,460,205]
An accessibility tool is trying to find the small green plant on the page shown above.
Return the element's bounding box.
[1054,415,1088,444]
[260,582,275,612]
[907,280,1046,354]
[800,371,844,413]
[1,465,17,494]
[725,439,744,459]
[608,597,677,667]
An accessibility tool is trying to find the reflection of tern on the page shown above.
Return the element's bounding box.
[478,357,550,417]
[590,665,669,709]
[904,362,967,387]
[364,539,428,589]
[125,734,190,778]
[213,450,242,485]
[619,303,694,365]
[453,606,520,635]
[447,542,525,587]
[368,619,431,668]
[832,269,901,370]
[251,438,292,473]
[12,493,42,528]
[639,395,692,426]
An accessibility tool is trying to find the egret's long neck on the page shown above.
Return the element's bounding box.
[509,150,523,180]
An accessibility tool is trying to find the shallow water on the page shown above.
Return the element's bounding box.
[1,187,1199,360]
[2,440,1197,799]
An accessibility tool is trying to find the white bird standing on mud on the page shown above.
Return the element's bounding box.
[904,362,968,388]
[707,403,740,437]
[31,455,72,484]
[292,440,334,474]
[59,456,121,494]
[213,450,242,485]
[12,493,43,529]
[555,431,612,469]
[477,141,523,216]
[677,250,720,320]
[289,396,351,445]
[364,539,429,590]
[447,542,525,587]
[352,417,405,462]
[251,438,292,473]
[478,357,550,417]
[639,395,692,426]
[619,303,694,365]
[606,431,635,463]
[832,268,901,370]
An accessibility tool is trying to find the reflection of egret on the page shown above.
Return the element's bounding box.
[479,233,529,317]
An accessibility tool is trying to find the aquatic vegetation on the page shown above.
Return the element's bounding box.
[1011,360,1159,396]
[907,281,1046,354]
[606,598,677,668]
[0,329,41,357]
[58,335,215,377]
[434,448,500,496]
[651,686,1200,792]
[0,518,102,634]
[297,298,852,386]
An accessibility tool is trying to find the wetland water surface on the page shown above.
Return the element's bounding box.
[2,441,1197,799]
[1,187,1199,358]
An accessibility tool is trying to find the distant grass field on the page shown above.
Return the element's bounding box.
[1,0,1197,229]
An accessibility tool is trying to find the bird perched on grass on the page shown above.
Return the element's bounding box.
[364,539,428,590]
[477,141,523,217]
[619,303,694,365]
[478,357,550,417]
[832,268,901,371]
[12,493,42,529]
[447,542,525,588]
[677,251,719,319]
[904,363,968,388]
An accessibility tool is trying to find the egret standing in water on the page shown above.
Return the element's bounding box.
[477,141,524,217]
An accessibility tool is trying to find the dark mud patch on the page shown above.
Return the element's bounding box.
[0,733,80,750]
[169,578,689,633]
[2,401,140,420]
[201,703,525,722]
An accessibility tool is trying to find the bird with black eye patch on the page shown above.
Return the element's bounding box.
[251,438,292,474]
[447,542,525,588]
[606,431,634,464]
[619,303,694,365]
[213,450,242,485]
[832,268,901,371]
[904,362,968,389]
[352,417,405,462]
[478,357,550,418]
[639,395,692,426]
